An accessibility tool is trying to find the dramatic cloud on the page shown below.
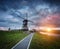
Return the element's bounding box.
[0,0,60,30]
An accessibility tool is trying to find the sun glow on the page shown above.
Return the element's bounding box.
[46,28,52,32]
[40,27,52,32]
[39,27,60,36]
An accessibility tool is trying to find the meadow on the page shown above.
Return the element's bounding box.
[30,32,60,49]
[0,30,28,49]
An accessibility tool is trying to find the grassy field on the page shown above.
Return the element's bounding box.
[0,30,28,49]
[30,33,60,49]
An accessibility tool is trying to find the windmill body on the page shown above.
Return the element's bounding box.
[22,19,28,31]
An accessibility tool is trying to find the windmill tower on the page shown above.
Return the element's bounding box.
[22,13,28,31]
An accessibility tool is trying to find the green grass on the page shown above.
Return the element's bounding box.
[30,33,60,49]
[0,30,28,49]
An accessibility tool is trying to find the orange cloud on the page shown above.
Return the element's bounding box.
[40,13,60,27]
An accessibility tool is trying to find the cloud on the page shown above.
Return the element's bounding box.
[40,13,60,27]
[0,0,60,29]
[0,11,22,28]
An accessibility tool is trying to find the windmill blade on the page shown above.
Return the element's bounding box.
[14,10,28,19]
[11,13,25,19]
[10,9,40,27]
[10,9,25,20]
[28,20,40,26]
[12,10,38,25]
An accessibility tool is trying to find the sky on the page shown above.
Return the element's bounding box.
[0,0,60,30]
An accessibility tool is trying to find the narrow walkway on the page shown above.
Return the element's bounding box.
[11,33,34,49]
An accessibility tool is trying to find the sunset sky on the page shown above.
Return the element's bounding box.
[0,0,60,30]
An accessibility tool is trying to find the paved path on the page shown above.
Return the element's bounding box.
[11,33,34,49]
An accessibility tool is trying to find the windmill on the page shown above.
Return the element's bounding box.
[10,9,35,31]
[22,13,28,31]
[9,8,41,32]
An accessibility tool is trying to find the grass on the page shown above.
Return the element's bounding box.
[0,30,28,49]
[30,32,60,49]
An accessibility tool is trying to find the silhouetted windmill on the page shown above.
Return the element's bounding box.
[22,13,28,31]
[10,9,28,31]
[10,9,40,31]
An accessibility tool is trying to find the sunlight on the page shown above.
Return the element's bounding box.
[46,28,52,32]
[39,27,60,36]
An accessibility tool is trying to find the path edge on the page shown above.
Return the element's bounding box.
[11,33,31,49]
[27,33,34,49]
